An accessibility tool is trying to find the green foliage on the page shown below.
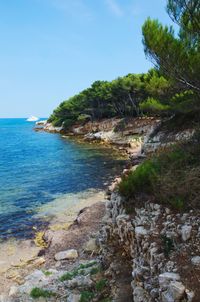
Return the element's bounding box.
[140,97,170,115]
[42,270,53,276]
[119,136,200,211]
[77,114,91,123]
[60,261,99,281]
[142,0,200,99]
[161,235,174,257]
[49,71,175,128]
[30,288,56,299]
[60,272,76,281]
[95,279,108,292]
[90,266,102,275]
[118,160,160,199]
[78,261,97,269]
[80,291,95,302]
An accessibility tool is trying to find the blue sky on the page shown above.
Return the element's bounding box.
[0,0,174,118]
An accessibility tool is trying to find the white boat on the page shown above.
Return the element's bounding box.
[26,116,39,122]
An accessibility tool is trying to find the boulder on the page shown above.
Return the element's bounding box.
[55,249,78,261]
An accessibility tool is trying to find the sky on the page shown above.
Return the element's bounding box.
[0,0,175,118]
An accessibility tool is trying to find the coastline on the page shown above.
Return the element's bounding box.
[0,189,107,298]
[1,117,198,301]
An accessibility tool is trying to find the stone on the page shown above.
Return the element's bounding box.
[159,272,180,288]
[67,275,93,289]
[161,291,174,302]
[9,286,18,297]
[135,226,148,237]
[191,256,200,266]
[133,286,149,302]
[169,281,185,300]
[186,289,195,302]
[55,249,78,261]
[67,294,81,302]
[181,225,192,241]
[84,238,98,253]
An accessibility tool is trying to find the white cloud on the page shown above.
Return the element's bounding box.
[105,0,124,17]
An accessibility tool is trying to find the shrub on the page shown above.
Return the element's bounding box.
[118,159,160,198]
[119,136,200,211]
[30,288,56,299]
[59,269,80,281]
[140,97,170,115]
[95,279,108,292]
[80,291,95,302]
[161,235,174,257]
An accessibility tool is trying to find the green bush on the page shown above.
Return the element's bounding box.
[80,291,95,302]
[118,159,160,198]
[140,97,170,115]
[30,288,56,299]
[95,279,108,292]
[119,137,200,211]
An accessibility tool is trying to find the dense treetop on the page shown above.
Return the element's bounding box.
[50,0,200,129]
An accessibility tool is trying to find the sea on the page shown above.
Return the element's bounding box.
[0,119,125,240]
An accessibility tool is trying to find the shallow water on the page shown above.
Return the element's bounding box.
[0,119,125,240]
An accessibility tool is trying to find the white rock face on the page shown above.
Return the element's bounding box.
[191,256,200,265]
[55,249,78,261]
[67,294,81,302]
[169,281,185,300]
[135,226,148,237]
[133,286,149,302]
[159,272,180,288]
[9,286,18,297]
[181,225,192,241]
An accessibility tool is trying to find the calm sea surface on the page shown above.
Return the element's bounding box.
[0,119,125,240]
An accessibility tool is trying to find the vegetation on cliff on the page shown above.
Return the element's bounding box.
[119,0,200,211]
[49,1,199,131]
[119,133,200,210]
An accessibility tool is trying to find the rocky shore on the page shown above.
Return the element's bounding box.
[1,117,198,302]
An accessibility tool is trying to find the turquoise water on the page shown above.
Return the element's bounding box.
[0,119,125,240]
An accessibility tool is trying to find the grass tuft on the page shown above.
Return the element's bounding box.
[30,287,56,299]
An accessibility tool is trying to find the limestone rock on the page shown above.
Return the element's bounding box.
[181,225,192,241]
[133,286,149,302]
[67,294,81,302]
[67,276,93,289]
[169,281,185,300]
[135,226,148,237]
[84,238,98,253]
[159,272,180,288]
[161,290,174,302]
[186,289,195,302]
[191,256,200,266]
[9,286,18,297]
[55,249,78,261]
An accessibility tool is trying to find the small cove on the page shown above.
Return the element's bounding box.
[0,119,125,240]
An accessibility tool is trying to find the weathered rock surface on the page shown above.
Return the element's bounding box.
[54,249,78,261]
[99,190,200,301]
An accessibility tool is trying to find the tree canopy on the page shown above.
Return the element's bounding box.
[142,0,200,95]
